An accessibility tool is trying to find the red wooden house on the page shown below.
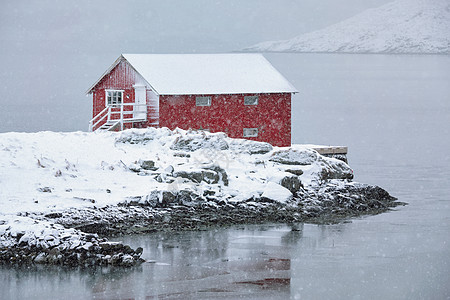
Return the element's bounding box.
[86,54,297,147]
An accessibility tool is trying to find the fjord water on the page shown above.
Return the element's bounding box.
[1,54,449,299]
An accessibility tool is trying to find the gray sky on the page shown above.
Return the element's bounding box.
[0,0,392,132]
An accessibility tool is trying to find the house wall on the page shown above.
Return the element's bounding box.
[159,93,291,147]
[91,59,155,130]
[91,59,292,146]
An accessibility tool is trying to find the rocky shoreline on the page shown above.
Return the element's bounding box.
[36,182,402,235]
[0,129,405,267]
[1,181,403,267]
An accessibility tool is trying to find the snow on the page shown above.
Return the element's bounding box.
[0,214,85,249]
[121,54,298,95]
[0,128,351,247]
[261,182,293,204]
[244,0,450,54]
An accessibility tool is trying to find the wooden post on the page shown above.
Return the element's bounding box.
[120,104,124,130]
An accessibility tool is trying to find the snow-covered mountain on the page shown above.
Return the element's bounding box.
[244,0,450,54]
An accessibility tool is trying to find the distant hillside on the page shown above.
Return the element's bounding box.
[244,0,450,54]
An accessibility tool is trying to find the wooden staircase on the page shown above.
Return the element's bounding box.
[89,103,149,132]
[97,120,121,131]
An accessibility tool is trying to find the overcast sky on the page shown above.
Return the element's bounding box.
[0,0,392,132]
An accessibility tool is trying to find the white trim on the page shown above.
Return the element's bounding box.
[86,56,123,94]
[133,85,147,119]
[105,89,124,106]
[86,55,160,95]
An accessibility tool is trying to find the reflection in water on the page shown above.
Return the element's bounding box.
[0,225,302,299]
[0,264,141,300]
[104,225,296,299]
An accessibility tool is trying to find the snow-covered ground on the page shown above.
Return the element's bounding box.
[244,0,450,54]
[1,128,398,265]
[0,128,339,217]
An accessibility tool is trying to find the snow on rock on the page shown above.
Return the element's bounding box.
[269,148,319,165]
[261,182,293,204]
[0,127,354,216]
[0,127,400,265]
[244,0,450,54]
[170,131,229,152]
[0,216,143,266]
[228,139,273,155]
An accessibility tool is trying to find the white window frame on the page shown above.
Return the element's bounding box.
[105,90,124,106]
[196,96,211,106]
[243,128,258,137]
[244,95,258,105]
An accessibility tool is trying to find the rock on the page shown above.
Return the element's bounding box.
[174,170,204,183]
[128,163,141,173]
[121,254,135,266]
[140,190,160,207]
[37,187,52,193]
[173,169,221,184]
[280,175,303,193]
[318,159,354,181]
[270,148,318,165]
[115,127,172,144]
[202,165,229,186]
[173,152,191,158]
[33,252,47,264]
[164,165,174,175]
[177,190,201,205]
[44,212,63,219]
[139,159,157,171]
[99,242,117,251]
[110,254,122,265]
[81,242,94,251]
[140,190,179,208]
[360,185,397,202]
[201,170,220,184]
[170,133,229,152]
[173,167,228,186]
[73,197,96,203]
[323,153,348,164]
[247,142,273,154]
[260,182,293,204]
[285,169,304,176]
[160,191,177,207]
[229,139,273,154]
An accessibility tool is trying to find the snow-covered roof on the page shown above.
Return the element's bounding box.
[88,54,298,95]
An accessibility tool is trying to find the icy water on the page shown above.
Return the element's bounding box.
[1,54,449,299]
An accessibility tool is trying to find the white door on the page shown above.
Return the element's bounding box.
[134,85,147,120]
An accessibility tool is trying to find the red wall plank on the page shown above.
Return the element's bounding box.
[159,93,291,147]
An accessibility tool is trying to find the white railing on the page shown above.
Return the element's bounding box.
[89,103,149,131]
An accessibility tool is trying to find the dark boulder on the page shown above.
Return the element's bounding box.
[280,175,303,193]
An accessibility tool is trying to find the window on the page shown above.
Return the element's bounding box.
[196,96,211,106]
[244,95,258,105]
[106,90,123,106]
[243,128,258,137]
